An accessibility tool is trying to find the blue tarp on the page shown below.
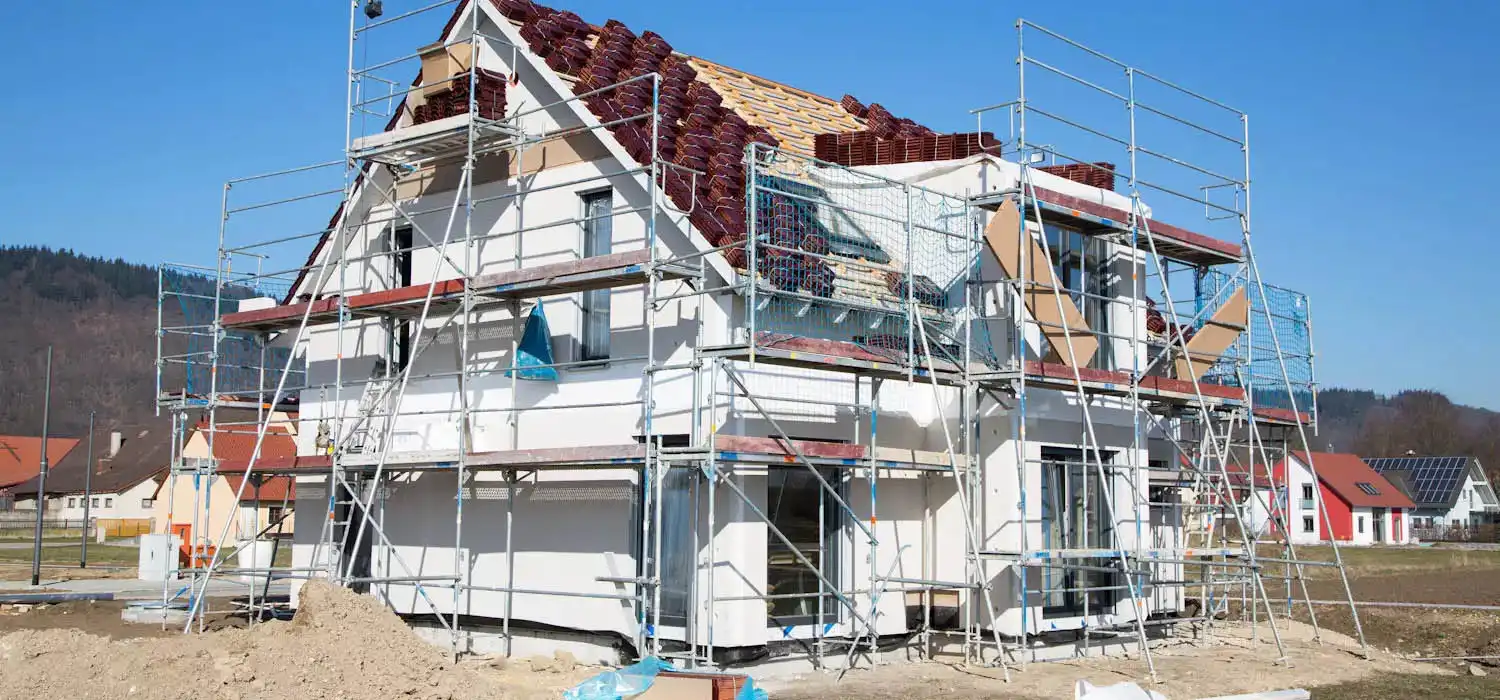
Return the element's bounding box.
[506,304,558,381]
[563,657,768,700]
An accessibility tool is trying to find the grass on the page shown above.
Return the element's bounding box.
[0,529,88,541]
[1257,544,1500,577]
[0,545,139,565]
[1313,672,1500,699]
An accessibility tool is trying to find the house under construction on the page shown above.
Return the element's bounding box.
[154,0,1368,677]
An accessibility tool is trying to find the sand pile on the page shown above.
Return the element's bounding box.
[0,581,508,700]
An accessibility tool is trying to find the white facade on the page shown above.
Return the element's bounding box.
[1279,455,1323,546]
[277,2,1195,663]
[1345,506,1410,546]
[19,480,160,522]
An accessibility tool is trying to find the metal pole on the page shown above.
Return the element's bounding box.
[30,346,54,586]
[80,411,95,567]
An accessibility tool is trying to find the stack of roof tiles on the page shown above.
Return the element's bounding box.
[884,271,946,307]
[810,94,999,167]
[1038,162,1116,191]
[813,131,1000,167]
[754,193,835,297]
[493,0,779,269]
[413,68,509,125]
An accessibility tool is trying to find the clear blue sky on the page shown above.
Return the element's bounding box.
[2,1,1497,409]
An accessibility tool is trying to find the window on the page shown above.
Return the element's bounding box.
[579,190,613,361]
[1302,516,1314,533]
[1301,484,1314,501]
[1355,482,1381,496]
[764,466,842,626]
[1357,516,1365,534]
[67,497,76,508]
[141,498,154,509]
[1038,447,1116,616]
[267,506,285,525]
[91,497,99,508]
[392,224,415,371]
[104,497,112,508]
[1043,224,1112,369]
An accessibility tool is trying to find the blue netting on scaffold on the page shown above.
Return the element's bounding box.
[746,153,989,369]
[161,267,305,400]
[1195,268,1314,414]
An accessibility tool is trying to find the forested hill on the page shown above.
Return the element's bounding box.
[1,246,164,437]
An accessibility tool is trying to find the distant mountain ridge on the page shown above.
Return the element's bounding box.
[1,246,1494,481]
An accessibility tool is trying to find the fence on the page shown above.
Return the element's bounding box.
[1415,524,1500,544]
[0,516,155,539]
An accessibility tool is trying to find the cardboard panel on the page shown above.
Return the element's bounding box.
[982,199,1098,368]
[418,41,473,97]
[1174,287,1249,381]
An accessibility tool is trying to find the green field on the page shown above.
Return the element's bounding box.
[1257,543,1500,577]
[0,545,140,565]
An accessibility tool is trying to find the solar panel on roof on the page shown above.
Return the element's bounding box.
[1355,482,1381,496]
[1365,456,1469,505]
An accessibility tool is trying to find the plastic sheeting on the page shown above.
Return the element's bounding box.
[506,304,558,381]
[564,657,768,700]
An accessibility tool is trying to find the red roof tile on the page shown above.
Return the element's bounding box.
[1293,452,1415,509]
[222,475,295,503]
[196,422,299,464]
[0,436,80,489]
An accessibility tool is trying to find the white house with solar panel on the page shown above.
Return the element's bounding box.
[1365,456,1499,535]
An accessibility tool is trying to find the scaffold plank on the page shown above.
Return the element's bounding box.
[220,250,695,332]
[214,435,965,475]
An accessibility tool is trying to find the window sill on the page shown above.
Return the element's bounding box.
[567,361,612,373]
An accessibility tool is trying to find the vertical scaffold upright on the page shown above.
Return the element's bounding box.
[960,19,1367,677]
[150,1,1364,681]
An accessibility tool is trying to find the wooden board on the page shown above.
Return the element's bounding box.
[982,198,1099,368]
[1174,287,1249,381]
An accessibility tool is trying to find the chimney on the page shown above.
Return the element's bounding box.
[109,431,123,458]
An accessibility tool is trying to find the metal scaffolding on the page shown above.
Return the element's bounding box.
[150,1,1363,682]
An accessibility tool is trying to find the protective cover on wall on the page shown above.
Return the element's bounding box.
[506,304,558,381]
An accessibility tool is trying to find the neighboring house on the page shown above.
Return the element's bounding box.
[154,410,298,545]
[0,436,80,510]
[1272,452,1414,545]
[10,424,173,532]
[1364,456,1499,534]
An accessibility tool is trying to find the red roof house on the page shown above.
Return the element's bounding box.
[1276,452,1415,545]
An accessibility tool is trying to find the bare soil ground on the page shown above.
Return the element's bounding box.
[0,581,593,700]
[0,544,1496,699]
[0,599,181,640]
[767,620,1452,700]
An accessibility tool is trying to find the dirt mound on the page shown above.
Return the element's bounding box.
[0,581,508,700]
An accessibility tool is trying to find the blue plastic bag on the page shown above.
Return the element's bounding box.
[505,304,558,381]
[734,676,768,700]
[563,657,770,700]
[563,657,678,700]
